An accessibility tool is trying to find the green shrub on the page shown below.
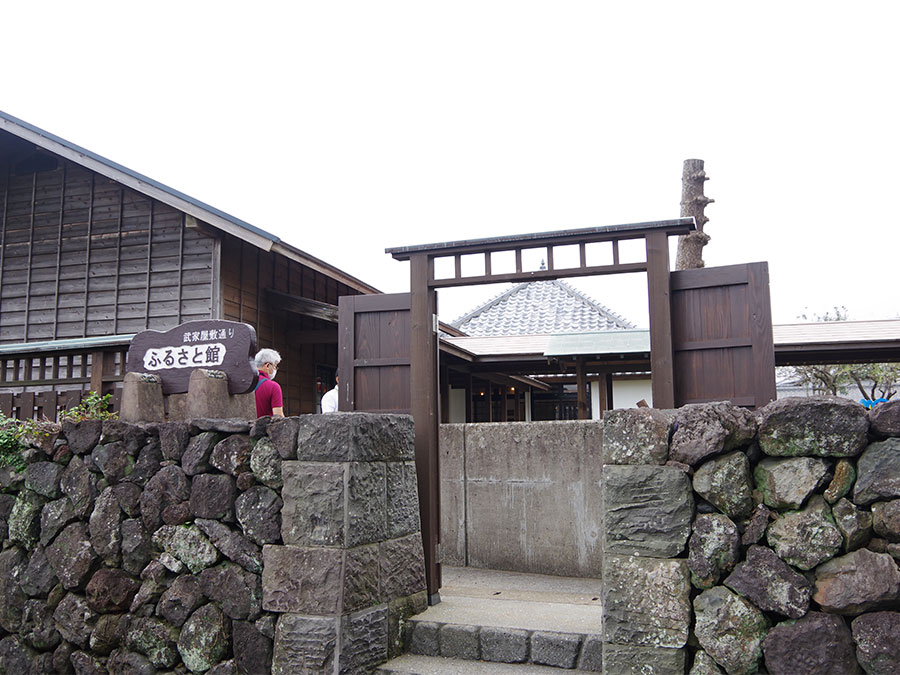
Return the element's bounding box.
[0,412,26,472]
[59,391,118,423]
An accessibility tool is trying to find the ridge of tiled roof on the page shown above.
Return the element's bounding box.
[450,279,636,337]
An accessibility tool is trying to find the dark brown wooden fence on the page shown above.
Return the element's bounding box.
[0,344,127,420]
[670,262,776,408]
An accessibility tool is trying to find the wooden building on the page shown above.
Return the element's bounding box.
[0,111,377,419]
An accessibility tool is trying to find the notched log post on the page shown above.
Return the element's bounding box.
[675,158,714,270]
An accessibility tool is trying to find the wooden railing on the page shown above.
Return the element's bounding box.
[0,339,130,421]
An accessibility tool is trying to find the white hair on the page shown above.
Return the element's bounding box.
[255,349,282,368]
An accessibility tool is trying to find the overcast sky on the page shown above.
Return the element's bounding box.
[4,2,899,329]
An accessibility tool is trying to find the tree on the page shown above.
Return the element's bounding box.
[786,307,900,403]
[675,159,715,270]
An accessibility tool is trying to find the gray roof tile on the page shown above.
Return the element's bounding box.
[451,279,635,336]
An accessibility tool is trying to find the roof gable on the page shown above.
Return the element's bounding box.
[0,110,378,294]
[451,279,636,337]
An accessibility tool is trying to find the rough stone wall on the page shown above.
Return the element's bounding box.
[602,397,900,674]
[440,421,604,577]
[0,412,424,674]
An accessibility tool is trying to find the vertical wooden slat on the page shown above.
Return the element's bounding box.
[143,200,153,329]
[483,252,491,277]
[0,171,9,298]
[454,255,461,279]
[113,186,124,333]
[646,230,675,408]
[579,243,587,267]
[82,173,95,337]
[0,393,12,417]
[176,211,185,324]
[23,172,37,340]
[515,248,522,273]
[52,163,67,338]
[546,246,554,271]
[612,240,620,265]
[17,392,35,421]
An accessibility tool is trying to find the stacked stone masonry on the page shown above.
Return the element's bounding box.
[602,397,900,674]
[0,411,425,674]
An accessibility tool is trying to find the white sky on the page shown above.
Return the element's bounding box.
[4,1,899,329]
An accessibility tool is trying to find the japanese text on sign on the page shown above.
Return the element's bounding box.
[142,343,227,371]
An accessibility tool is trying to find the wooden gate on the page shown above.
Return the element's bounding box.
[670,262,776,408]
[337,293,412,413]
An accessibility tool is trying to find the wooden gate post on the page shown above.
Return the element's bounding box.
[646,230,676,408]
[409,253,442,604]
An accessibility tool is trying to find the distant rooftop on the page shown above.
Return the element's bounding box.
[451,279,635,337]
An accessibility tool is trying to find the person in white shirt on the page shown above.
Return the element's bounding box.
[321,375,339,413]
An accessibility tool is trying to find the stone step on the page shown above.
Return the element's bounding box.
[376,654,576,674]
[385,566,604,671]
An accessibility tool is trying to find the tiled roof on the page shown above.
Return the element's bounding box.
[450,279,635,337]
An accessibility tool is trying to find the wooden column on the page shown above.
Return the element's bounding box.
[576,357,588,420]
[646,231,675,408]
[409,254,441,604]
[90,349,116,396]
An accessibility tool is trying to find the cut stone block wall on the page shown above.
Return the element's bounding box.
[0,412,424,674]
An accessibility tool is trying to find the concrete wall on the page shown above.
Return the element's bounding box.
[440,420,604,578]
[611,378,652,409]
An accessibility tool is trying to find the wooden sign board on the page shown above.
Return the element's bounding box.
[126,320,259,395]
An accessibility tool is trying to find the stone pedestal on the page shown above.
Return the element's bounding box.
[264,413,427,674]
[122,369,256,422]
[119,372,165,422]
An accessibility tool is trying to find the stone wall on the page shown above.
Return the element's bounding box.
[602,397,900,674]
[0,412,425,674]
[440,421,604,577]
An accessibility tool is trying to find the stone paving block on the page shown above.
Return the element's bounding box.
[408,621,440,656]
[387,592,428,659]
[602,644,685,674]
[280,462,345,547]
[296,413,414,462]
[603,555,691,648]
[387,461,420,539]
[531,631,583,668]
[272,614,337,675]
[577,635,604,672]
[340,605,388,674]
[261,545,343,614]
[343,544,381,614]
[602,408,671,465]
[348,461,386,547]
[480,626,529,663]
[439,623,480,660]
[602,465,693,557]
[380,534,427,601]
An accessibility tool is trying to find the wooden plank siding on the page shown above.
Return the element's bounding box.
[0,158,215,343]
[2,148,366,419]
[220,236,364,416]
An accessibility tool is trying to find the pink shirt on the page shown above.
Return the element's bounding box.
[255,370,283,417]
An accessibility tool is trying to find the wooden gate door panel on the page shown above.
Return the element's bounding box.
[670,262,775,408]
[338,293,411,413]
